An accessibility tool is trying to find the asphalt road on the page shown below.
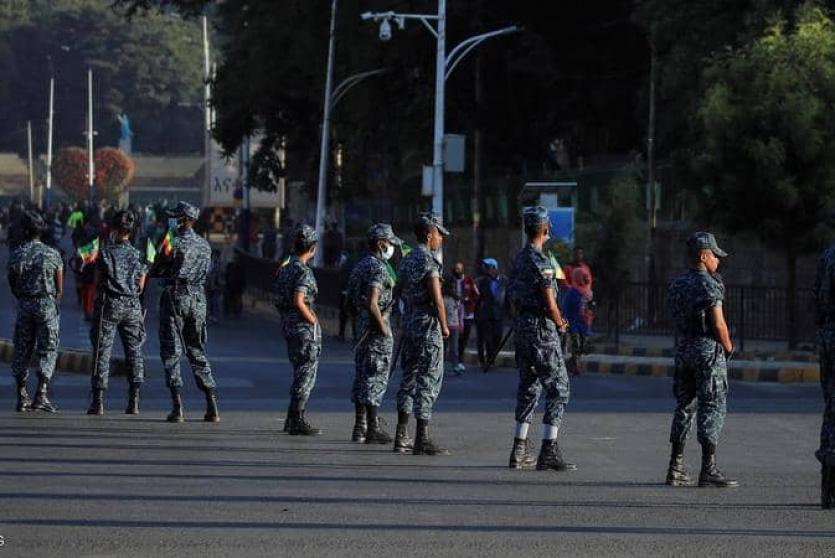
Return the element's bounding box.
[0,240,832,557]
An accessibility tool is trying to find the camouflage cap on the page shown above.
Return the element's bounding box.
[523,206,550,229]
[22,209,46,233]
[687,231,728,258]
[416,211,450,236]
[367,223,402,245]
[168,201,200,221]
[294,223,319,246]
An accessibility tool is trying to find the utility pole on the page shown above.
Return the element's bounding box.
[45,76,54,210]
[87,68,95,206]
[202,14,212,208]
[647,47,657,234]
[431,0,446,220]
[26,120,34,204]
[313,0,338,268]
[472,53,484,263]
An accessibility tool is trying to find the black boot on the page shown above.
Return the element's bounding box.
[822,465,835,510]
[666,442,691,486]
[166,388,184,423]
[536,439,577,471]
[30,379,57,413]
[203,388,220,422]
[393,412,413,453]
[15,378,31,412]
[288,406,321,436]
[283,404,293,432]
[365,405,393,444]
[413,419,450,456]
[698,443,739,487]
[351,402,367,442]
[86,388,105,415]
[125,384,140,415]
[509,437,536,469]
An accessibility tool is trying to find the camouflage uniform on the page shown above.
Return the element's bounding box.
[8,240,63,382]
[90,240,147,390]
[349,253,395,407]
[667,269,728,447]
[396,244,444,421]
[509,243,570,428]
[273,256,321,407]
[158,227,216,390]
[815,244,835,468]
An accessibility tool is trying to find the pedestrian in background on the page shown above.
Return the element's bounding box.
[442,276,464,375]
[562,266,594,375]
[453,261,479,371]
[476,258,508,366]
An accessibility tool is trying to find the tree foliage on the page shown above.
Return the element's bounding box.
[53,145,136,202]
[0,0,204,155]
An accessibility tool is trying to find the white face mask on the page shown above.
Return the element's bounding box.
[382,244,395,261]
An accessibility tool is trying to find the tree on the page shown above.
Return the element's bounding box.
[52,146,136,202]
[0,0,204,154]
[698,2,835,345]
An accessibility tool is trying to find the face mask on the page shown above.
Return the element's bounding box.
[544,227,551,242]
[382,244,395,261]
[453,271,463,278]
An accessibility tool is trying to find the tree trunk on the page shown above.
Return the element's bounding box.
[786,251,798,349]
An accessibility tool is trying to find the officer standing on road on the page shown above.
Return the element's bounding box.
[153,201,220,423]
[507,206,576,471]
[8,210,64,413]
[87,210,147,416]
[394,212,450,455]
[666,232,738,488]
[273,224,322,436]
[814,235,835,507]
[347,223,401,444]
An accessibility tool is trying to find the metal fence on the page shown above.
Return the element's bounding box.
[238,249,816,348]
[594,282,817,349]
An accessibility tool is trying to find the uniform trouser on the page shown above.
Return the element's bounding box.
[396,313,444,421]
[90,295,145,390]
[285,321,321,408]
[514,315,570,427]
[477,318,503,364]
[353,327,394,407]
[159,288,216,390]
[458,318,475,359]
[669,343,728,447]
[12,298,60,382]
[817,325,835,466]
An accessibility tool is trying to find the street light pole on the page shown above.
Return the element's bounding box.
[87,68,95,206]
[45,76,54,210]
[26,120,34,205]
[431,0,446,219]
[313,0,338,268]
[202,14,212,209]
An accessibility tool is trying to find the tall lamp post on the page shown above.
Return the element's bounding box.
[361,4,517,222]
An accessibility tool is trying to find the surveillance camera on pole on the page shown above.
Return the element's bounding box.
[379,18,392,41]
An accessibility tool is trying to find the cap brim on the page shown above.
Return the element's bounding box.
[713,247,728,258]
[389,235,403,246]
[435,224,450,236]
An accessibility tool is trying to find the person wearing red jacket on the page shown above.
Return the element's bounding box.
[453,261,479,373]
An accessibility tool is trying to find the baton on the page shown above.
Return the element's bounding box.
[483,326,514,373]
[389,332,404,375]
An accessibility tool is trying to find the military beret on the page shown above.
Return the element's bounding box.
[367,223,402,245]
[416,211,450,236]
[168,201,200,221]
[523,206,550,229]
[687,231,728,258]
[294,223,319,245]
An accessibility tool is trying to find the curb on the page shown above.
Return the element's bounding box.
[0,338,125,377]
[463,349,820,384]
[589,344,818,363]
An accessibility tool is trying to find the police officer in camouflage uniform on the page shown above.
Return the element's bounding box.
[273,224,322,436]
[87,210,147,416]
[8,210,64,413]
[507,206,576,471]
[153,201,220,423]
[347,223,401,444]
[666,232,738,488]
[394,212,451,455]
[814,238,835,507]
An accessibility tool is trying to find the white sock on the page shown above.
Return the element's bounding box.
[543,424,559,441]
[514,422,530,439]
